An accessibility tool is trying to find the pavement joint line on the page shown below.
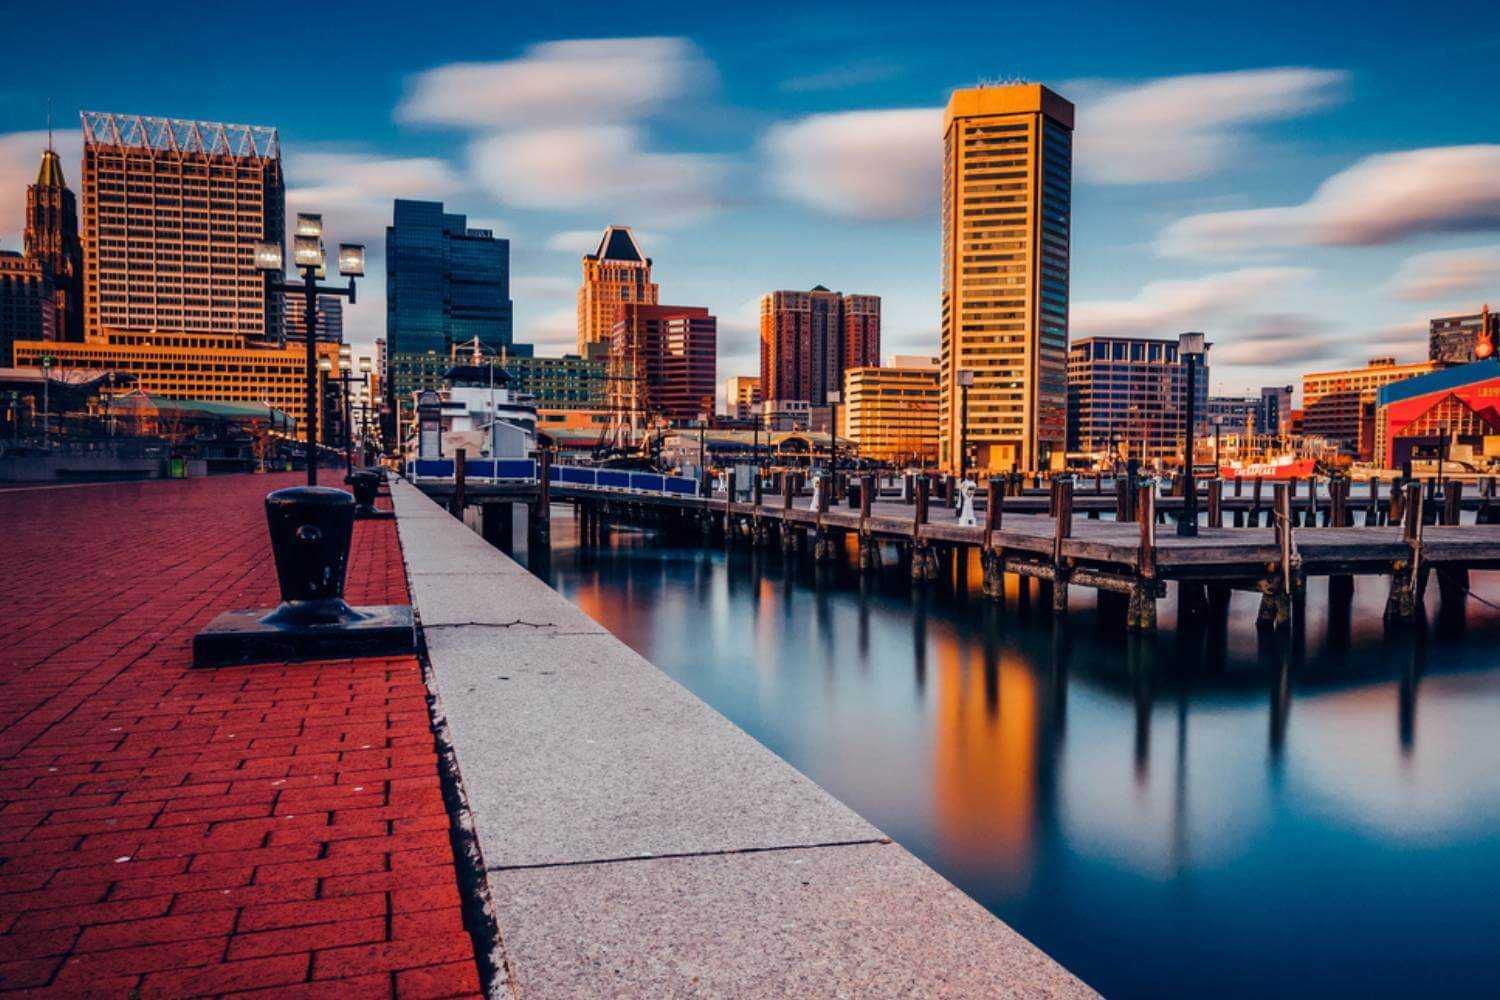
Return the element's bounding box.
[487,837,896,872]
[419,620,608,633]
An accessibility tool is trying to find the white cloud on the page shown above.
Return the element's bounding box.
[1072,68,1347,184]
[1073,267,1311,337]
[756,68,1346,222]
[468,126,725,229]
[781,60,903,93]
[761,108,938,221]
[1073,268,1340,367]
[0,129,83,249]
[544,227,667,255]
[284,150,466,244]
[397,37,714,130]
[1386,246,1500,302]
[511,274,576,298]
[1162,145,1500,256]
[518,305,578,353]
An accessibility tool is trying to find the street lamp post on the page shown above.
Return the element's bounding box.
[826,390,840,494]
[254,215,364,486]
[327,348,369,481]
[1178,332,1205,537]
[698,413,709,496]
[39,354,54,449]
[956,369,974,481]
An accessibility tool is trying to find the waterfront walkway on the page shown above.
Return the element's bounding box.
[0,473,1094,998]
[0,476,480,998]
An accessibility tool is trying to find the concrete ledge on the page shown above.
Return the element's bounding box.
[392,480,1096,997]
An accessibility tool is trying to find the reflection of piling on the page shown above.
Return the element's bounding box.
[481,501,513,554]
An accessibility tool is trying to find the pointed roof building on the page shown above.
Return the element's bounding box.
[577,226,658,354]
[24,134,83,343]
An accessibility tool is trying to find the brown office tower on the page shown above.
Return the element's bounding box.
[24,142,83,343]
[759,286,880,406]
[577,226,658,354]
[940,84,1074,473]
[609,304,716,426]
[80,112,284,342]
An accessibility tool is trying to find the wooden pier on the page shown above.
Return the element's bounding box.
[416,468,1500,634]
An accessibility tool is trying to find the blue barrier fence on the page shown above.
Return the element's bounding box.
[411,458,699,499]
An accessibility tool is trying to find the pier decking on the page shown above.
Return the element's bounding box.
[418,470,1500,634]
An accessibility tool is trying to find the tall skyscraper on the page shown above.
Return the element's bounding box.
[608,303,716,426]
[80,112,284,342]
[939,84,1073,473]
[25,140,83,343]
[759,286,880,406]
[577,226,658,354]
[385,199,518,418]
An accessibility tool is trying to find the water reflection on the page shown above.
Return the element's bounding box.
[518,513,1500,999]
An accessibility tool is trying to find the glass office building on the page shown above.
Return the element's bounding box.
[385,199,525,422]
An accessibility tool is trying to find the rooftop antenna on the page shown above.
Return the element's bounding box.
[46,98,53,150]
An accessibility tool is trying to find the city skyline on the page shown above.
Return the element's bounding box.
[1,2,1499,404]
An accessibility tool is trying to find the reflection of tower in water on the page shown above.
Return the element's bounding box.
[929,627,1041,883]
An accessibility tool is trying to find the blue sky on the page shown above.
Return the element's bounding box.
[3,0,1499,400]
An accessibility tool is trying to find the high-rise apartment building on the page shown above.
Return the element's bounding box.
[1429,306,1498,366]
[723,375,761,420]
[25,142,83,343]
[385,199,519,420]
[608,303,716,425]
[1302,357,1437,459]
[759,286,880,406]
[282,293,343,343]
[80,112,284,342]
[842,355,940,465]
[1067,336,1209,462]
[577,227,657,354]
[940,84,1073,473]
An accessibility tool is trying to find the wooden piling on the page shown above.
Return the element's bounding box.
[1257,484,1295,631]
[529,448,551,545]
[1052,479,1073,614]
[1128,484,1158,632]
[1385,482,1425,624]
[912,475,937,582]
[1207,478,1223,529]
[1444,481,1463,526]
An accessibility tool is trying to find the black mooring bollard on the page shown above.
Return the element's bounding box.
[348,469,390,520]
[192,486,414,667]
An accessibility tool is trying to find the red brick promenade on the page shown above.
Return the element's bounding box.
[0,475,482,998]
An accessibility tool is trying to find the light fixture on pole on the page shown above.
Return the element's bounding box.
[1177,332,1205,537]
[196,218,410,669]
[956,369,975,481]
[39,354,54,449]
[826,390,840,483]
[254,215,362,488]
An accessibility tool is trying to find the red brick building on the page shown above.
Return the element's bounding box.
[759,286,880,407]
[609,303,717,425]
